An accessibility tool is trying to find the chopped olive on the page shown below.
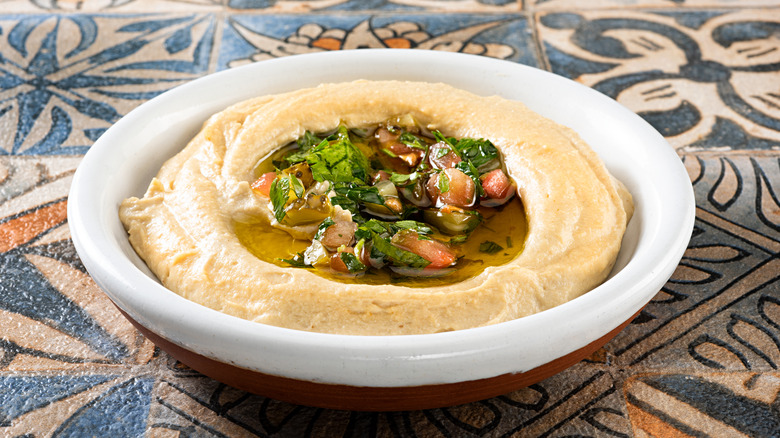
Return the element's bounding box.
[283,162,314,188]
[422,207,482,235]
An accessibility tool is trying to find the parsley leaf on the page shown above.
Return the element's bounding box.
[389,171,421,187]
[339,252,367,273]
[393,220,432,235]
[479,241,504,254]
[399,132,427,150]
[284,132,324,165]
[331,196,365,223]
[289,174,305,198]
[381,148,398,158]
[433,131,499,172]
[369,230,430,269]
[432,131,454,148]
[305,126,371,184]
[355,219,432,241]
[333,184,385,206]
[279,252,311,268]
[437,172,450,193]
[298,131,322,150]
[453,138,498,170]
[314,218,335,240]
[455,161,484,197]
[269,176,289,222]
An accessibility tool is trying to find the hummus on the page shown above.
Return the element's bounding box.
[119,80,633,335]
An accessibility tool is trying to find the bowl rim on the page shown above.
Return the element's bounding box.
[68,49,695,387]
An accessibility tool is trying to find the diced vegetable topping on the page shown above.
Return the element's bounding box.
[251,116,518,278]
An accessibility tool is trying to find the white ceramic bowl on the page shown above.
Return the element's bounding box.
[68,49,695,411]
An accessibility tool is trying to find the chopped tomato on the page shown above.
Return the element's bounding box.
[393,231,457,269]
[329,247,366,274]
[372,170,391,183]
[426,168,476,208]
[480,169,515,205]
[330,253,350,273]
[428,141,462,169]
[250,172,277,197]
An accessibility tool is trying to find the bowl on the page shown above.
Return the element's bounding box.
[67,49,695,411]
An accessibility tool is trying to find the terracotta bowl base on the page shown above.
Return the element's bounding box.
[120,308,639,411]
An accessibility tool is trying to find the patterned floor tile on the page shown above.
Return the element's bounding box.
[1,156,155,370]
[2,0,523,14]
[625,372,780,437]
[0,0,776,434]
[530,0,780,9]
[225,0,521,12]
[606,152,779,372]
[217,13,536,69]
[144,361,630,437]
[536,9,780,151]
[0,0,224,13]
[0,13,216,155]
[0,374,154,435]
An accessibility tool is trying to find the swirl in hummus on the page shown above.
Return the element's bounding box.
[119,80,634,335]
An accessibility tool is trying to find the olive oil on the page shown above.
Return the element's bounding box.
[234,198,526,287]
[237,120,526,287]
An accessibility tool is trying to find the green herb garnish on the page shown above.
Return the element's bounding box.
[333,184,385,206]
[314,217,336,240]
[330,195,365,223]
[454,138,498,169]
[369,230,430,269]
[437,172,450,193]
[479,241,504,254]
[279,252,311,268]
[339,252,367,273]
[456,160,484,197]
[305,126,371,184]
[399,132,427,150]
[390,171,421,187]
[289,174,305,198]
[269,176,289,222]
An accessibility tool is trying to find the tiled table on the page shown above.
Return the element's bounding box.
[1,0,779,436]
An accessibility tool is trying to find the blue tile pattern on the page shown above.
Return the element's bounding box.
[0,14,216,155]
[0,0,778,436]
[537,9,780,151]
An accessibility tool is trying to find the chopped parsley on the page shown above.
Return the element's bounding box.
[479,241,504,254]
[254,118,518,280]
[269,175,290,222]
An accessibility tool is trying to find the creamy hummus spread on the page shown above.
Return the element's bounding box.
[119,80,633,335]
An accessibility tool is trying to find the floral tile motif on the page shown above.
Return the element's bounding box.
[625,372,780,436]
[0,13,216,155]
[217,13,536,69]
[536,9,780,151]
[0,156,156,370]
[607,153,779,372]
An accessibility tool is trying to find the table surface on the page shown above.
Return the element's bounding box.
[1,0,779,436]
